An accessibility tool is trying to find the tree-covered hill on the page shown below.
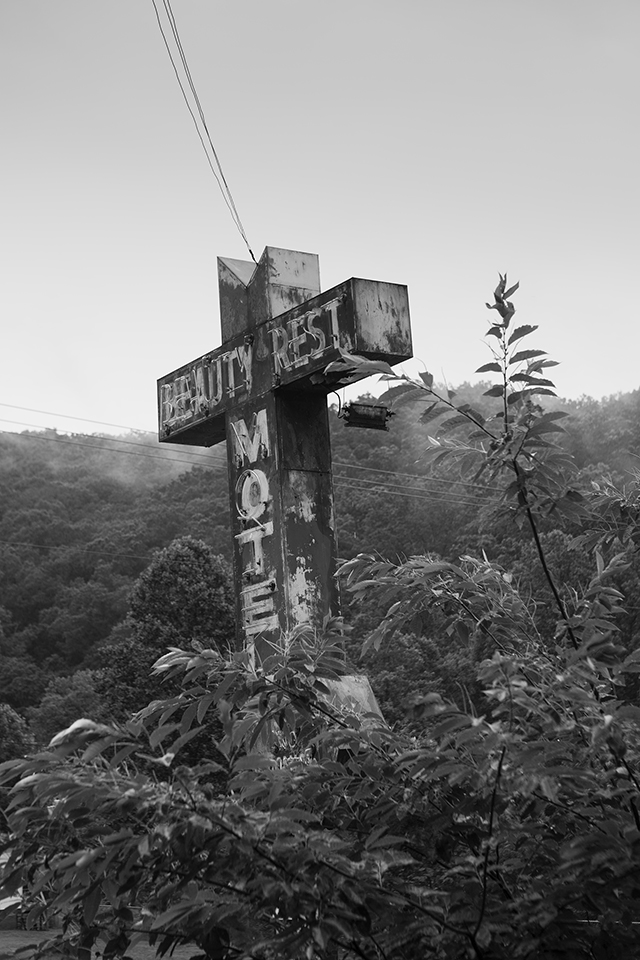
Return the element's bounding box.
[1,384,639,724]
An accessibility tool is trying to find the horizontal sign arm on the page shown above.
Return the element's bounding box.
[158,278,411,446]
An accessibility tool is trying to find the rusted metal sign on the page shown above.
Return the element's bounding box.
[158,247,411,660]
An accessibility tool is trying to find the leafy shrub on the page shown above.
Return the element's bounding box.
[2,277,640,958]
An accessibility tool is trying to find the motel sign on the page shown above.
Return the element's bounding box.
[158,247,412,660]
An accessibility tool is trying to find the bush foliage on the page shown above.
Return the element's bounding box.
[2,277,640,958]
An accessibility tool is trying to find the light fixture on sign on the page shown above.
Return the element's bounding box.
[342,402,394,431]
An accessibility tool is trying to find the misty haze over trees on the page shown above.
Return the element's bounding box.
[2,385,640,741]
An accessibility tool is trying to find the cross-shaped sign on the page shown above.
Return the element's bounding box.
[158,247,411,662]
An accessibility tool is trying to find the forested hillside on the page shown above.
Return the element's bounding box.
[1,385,640,737]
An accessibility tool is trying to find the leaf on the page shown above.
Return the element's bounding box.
[196,694,215,724]
[420,370,434,389]
[457,404,486,426]
[232,754,276,772]
[516,375,556,388]
[149,723,180,750]
[483,385,505,398]
[486,325,503,338]
[327,355,396,377]
[377,383,422,406]
[419,402,444,425]
[526,419,566,437]
[507,324,538,346]
[366,834,407,850]
[83,884,102,926]
[432,715,470,738]
[475,362,502,374]
[108,744,139,769]
[390,386,432,410]
[169,725,207,756]
[510,348,547,363]
[525,387,557,398]
[536,410,568,422]
[438,414,477,432]
[180,701,199,734]
[503,280,520,299]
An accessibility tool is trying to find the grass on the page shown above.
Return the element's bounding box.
[0,929,200,959]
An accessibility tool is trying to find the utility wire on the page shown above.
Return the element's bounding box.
[332,474,485,507]
[0,426,225,470]
[0,417,225,465]
[150,0,256,262]
[0,404,489,494]
[160,0,250,254]
[332,478,486,509]
[0,538,154,563]
[1,428,486,511]
[0,402,151,435]
[1,425,487,504]
[333,459,486,492]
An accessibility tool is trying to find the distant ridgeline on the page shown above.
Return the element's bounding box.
[0,385,638,727]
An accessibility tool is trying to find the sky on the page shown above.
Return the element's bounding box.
[1,0,639,440]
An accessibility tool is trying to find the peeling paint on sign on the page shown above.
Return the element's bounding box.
[157,278,410,446]
[231,406,279,644]
[157,246,412,656]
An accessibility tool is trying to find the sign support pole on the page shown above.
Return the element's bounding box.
[158,246,412,668]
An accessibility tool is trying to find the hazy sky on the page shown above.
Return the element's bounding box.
[2,0,638,438]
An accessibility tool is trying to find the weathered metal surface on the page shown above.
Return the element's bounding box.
[158,277,411,446]
[219,248,321,341]
[157,245,412,658]
[224,390,337,662]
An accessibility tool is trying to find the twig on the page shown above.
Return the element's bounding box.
[473,745,506,940]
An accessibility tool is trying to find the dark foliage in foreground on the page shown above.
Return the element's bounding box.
[3,277,640,957]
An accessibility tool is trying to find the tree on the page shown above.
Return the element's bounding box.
[0,705,33,766]
[26,671,104,748]
[92,639,170,724]
[126,536,235,655]
[3,276,640,959]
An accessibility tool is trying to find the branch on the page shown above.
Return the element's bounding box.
[513,460,579,649]
[473,745,506,940]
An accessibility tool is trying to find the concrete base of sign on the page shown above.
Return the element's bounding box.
[323,674,383,723]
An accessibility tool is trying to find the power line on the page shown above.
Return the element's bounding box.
[150,0,256,262]
[0,419,491,505]
[332,477,486,509]
[0,403,490,494]
[333,459,486,492]
[0,538,154,562]
[160,0,250,253]
[0,417,225,465]
[0,426,226,471]
[333,468,485,501]
[2,427,486,511]
[0,402,152,434]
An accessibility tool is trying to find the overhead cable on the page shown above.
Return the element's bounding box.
[333,459,485,492]
[150,0,256,262]
[332,477,486,509]
[0,404,490,494]
[0,538,153,563]
[1,429,487,511]
[332,475,485,507]
[1,425,487,504]
[0,425,225,470]
[0,402,151,435]
[0,417,223,465]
